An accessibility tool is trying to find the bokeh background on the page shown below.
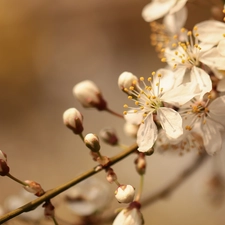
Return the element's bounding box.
[0,0,225,224]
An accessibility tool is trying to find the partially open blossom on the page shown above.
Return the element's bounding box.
[73,80,107,110]
[115,185,135,204]
[0,150,10,176]
[113,201,143,225]
[63,108,84,134]
[23,180,45,196]
[99,127,119,146]
[118,72,138,91]
[84,133,101,152]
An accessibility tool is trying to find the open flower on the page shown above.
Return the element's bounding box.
[142,0,188,22]
[123,69,199,152]
[179,95,225,155]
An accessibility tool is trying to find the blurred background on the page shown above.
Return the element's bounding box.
[0,0,225,224]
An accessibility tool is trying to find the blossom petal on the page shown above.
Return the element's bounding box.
[152,68,175,94]
[124,111,143,125]
[142,0,176,22]
[163,6,187,34]
[201,47,225,70]
[169,0,188,14]
[157,107,183,139]
[208,95,225,126]
[190,67,212,97]
[217,78,225,92]
[217,40,225,57]
[137,114,157,152]
[202,120,223,155]
[161,82,199,106]
[195,20,225,45]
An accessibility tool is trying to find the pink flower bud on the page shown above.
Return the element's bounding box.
[73,80,107,111]
[63,108,84,134]
[134,153,146,175]
[24,180,45,196]
[115,185,135,204]
[99,127,119,146]
[0,150,10,176]
[106,168,117,183]
[84,133,101,152]
[118,72,138,91]
[43,201,55,217]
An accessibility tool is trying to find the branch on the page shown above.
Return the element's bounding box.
[0,143,138,224]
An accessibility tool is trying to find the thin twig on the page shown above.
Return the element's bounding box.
[0,143,138,224]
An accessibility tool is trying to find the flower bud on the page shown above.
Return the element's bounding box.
[124,122,139,138]
[134,153,146,175]
[73,80,107,111]
[113,201,143,225]
[63,108,84,134]
[43,201,55,217]
[0,150,10,176]
[99,127,119,146]
[118,72,138,91]
[84,133,100,152]
[106,168,117,183]
[24,180,45,196]
[115,185,135,204]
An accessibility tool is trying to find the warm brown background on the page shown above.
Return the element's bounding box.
[0,0,225,224]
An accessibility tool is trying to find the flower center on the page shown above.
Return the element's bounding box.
[123,74,164,122]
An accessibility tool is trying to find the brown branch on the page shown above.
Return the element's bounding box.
[0,143,138,224]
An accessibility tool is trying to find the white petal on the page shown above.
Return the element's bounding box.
[124,111,143,125]
[169,0,188,14]
[217,40,225,57]
[190,67,212,97]
[201,47,225,70]
[152,68,175,94]
[137,114,158,152]
[161,82,199,106]
[202,120,223,155]
[157,107,183,139]
[209,95,225,126]
[163,6,187,34]
[217,78,225,92]
[195,20,225,44]
[142,0,176,22]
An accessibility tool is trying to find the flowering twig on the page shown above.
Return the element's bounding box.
[0,143,138,224]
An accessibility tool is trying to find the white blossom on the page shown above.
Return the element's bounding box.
[123,69,199,152]
[179,95,225,155]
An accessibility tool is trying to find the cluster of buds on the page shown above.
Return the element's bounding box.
[0,150,10,176]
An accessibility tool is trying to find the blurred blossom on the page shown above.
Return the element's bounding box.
[4,190,43,221]
[64,178,110,216]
